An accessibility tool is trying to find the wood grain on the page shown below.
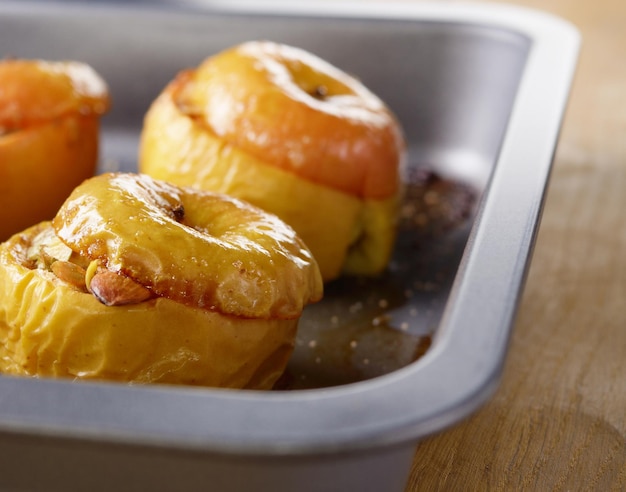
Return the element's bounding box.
[405,0,626,490]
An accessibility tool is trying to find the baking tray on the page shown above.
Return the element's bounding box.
[0,1,579,491]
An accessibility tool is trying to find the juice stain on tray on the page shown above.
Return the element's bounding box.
[279,167,477,390]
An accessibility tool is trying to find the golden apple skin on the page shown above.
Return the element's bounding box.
[0,223,297,389]
[53,173,322,320]
[0,59,110,241]
[139,42,405,281]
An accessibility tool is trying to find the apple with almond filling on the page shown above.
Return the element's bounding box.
[139,41,405,282]
[0,173,322,389]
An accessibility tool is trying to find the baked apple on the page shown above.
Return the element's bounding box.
[139,41,405,281]
[0,173,322,389]
[0,58,110,241]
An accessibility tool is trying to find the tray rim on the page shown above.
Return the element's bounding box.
[0,0,580,457]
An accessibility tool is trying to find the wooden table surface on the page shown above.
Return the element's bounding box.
[405,0,626,490]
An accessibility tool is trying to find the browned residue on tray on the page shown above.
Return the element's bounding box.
[279,168,477,390]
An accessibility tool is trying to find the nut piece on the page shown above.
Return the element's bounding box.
[88,270,153,306]
[50,260,87,292]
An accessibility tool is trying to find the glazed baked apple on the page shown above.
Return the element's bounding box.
[139,41,405,282]
[0,59,110,241]
[0,173,322,389]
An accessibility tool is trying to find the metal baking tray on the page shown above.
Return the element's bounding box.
[0,1,579,490]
